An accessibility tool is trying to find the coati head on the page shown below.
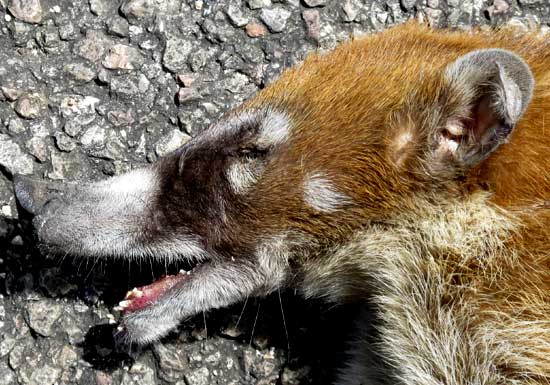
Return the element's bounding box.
[14,25,534,344]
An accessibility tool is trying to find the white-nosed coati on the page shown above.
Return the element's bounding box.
[14,23,550,384]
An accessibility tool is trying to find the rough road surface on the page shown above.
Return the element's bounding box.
[0,1,549,384]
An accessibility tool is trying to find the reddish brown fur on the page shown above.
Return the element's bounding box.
[231,23,550,382]
[246,25,550,216]
[231,23,550,231]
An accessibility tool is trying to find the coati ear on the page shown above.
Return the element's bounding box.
[433,49,534,170]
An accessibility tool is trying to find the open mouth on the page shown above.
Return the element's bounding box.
[113,264,201,314]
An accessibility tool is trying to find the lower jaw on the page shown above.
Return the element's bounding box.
[114,263,204,314]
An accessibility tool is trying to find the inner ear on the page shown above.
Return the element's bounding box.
[434,49,534,169]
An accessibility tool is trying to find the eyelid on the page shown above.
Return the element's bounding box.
[238,146,269,159]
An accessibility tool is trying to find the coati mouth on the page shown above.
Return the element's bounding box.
[114,265,200,314]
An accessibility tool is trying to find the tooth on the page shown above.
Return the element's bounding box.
[107,314,115,320]
[179,269,186,275]
[118,300,131,309]
[114,306,123,311]
[186,270,191,275]
[125,287,143,299]
[117,325,124,332]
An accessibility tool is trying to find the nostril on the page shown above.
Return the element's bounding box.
[40,196,64,216]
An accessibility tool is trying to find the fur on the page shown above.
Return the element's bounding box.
[14,23,550,384]
[303,172,351,213]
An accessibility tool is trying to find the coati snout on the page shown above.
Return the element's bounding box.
[15,23,550,385]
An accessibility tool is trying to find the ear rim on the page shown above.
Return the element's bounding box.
[433,48,535,171]
[444,48,534,126]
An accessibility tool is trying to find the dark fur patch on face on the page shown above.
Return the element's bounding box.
[140,108,280,258]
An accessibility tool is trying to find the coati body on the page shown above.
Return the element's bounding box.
[14,23,550,384]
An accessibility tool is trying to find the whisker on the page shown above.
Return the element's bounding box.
[249,301,261,347]
[278,288,290,362]
[149,258,155,281]
[84,257,99,280]
[235,295,249,331]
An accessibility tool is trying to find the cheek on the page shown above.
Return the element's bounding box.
[303,172,352,213]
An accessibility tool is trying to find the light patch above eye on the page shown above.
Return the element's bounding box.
[303,172,352,213]
[258,110,291,148]
[205,108,291,149]
[227,160,260,195]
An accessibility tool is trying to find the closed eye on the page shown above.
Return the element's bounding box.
[238,147,269,160]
